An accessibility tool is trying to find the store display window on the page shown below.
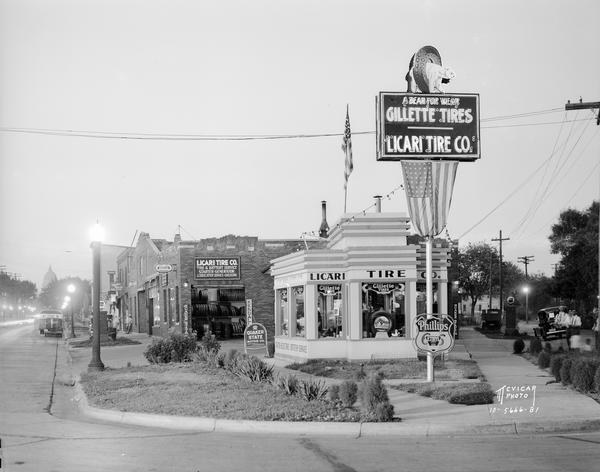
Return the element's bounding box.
[292,286,305,338]
[317,284,343,338]
[416,282,438,315]
[277,288,288,336]
[361,283,405,338]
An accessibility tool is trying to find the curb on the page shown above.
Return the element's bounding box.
[72,381,600,437]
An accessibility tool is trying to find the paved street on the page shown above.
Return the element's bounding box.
[2,322,600,472]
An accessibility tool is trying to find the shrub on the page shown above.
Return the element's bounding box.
[143,333,198,363]
[373,402,395,422]
[537,351,551,369]
[169,333,198,362]
[571,359,600,393]
[359,374,390,415]
[549,355,566,382]
[298,379,328,401]
[338,380,358,408]
[560,358,574,385]
[544,342,553,353]
[354,363,367,381]
[513,338,525,354]
[267,340,275,358]
[276,374,300,395]
[595,364,600,393]
[233,355,274,383]
[529,338,543,355]
[200,333,221,354]
[328,384,340,402]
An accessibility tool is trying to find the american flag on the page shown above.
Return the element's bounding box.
[342,107,353,190]
[401,160,459,237]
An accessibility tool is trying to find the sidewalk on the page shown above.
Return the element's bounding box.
[65,328,600,436]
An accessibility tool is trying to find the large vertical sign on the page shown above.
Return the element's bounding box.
[246,298,253,325]
[377,92,480,161]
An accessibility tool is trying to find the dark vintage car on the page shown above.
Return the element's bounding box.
[481,309,502,330]
[534,306,567,340]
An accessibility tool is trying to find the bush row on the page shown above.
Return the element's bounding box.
[538,351,600,394]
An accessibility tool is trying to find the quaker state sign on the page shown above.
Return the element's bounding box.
[412,313,455,355]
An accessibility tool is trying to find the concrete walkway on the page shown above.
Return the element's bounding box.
[65,328,600,436]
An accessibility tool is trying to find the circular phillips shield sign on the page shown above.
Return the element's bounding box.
[412,313,455,355]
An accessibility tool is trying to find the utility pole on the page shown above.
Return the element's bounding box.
[565,99,599,314]
[517,256,535,279]
[492,230,510,316]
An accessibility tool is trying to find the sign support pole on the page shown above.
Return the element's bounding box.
[426,236,434,382]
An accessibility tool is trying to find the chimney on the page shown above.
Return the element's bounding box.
[374,195,382,213]
[319,201,329,238]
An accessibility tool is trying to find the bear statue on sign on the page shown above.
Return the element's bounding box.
[406,45,455,94]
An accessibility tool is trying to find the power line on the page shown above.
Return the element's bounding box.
[0,118,593,141]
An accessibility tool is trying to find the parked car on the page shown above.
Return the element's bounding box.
[481,309,502,330]
[534,306,567,340]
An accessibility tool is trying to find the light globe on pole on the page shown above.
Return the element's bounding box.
[67,283,76,338]
[522,285,530,324]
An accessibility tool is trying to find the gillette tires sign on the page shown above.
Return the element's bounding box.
[376,92,480,161]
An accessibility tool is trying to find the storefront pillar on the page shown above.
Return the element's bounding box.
[348,282,362,340]
[305,285,317,340]
[406,280,417,339]
[438,282,448,315]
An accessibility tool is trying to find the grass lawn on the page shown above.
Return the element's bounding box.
[80,363,364,422]
[70,337,141,348]
[390,382,495,405]
[285,358,484,381]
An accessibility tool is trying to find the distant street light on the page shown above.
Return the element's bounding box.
[522,286,530,324]
[89,222,105,372]
[67,283,76,338]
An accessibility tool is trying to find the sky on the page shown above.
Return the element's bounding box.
[1,0,599,290]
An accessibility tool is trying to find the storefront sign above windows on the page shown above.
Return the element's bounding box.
[365,269,406,279]
[194,257,241,280]
[376,92,480,161]
[362,283,404,295]
[309,272,345,281]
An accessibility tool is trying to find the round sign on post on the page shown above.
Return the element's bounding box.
[155,264,173,273]
[244,322,268,356]
[412,313,455,355]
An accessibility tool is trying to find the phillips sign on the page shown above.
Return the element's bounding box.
[376,92,480,161]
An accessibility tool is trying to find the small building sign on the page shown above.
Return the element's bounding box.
[155,264,173,273]
[412,313,455,355]
[376,92,480,161]
[244,322,268,355]
[194,257,241,280]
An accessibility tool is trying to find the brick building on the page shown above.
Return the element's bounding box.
[116,232,311,339]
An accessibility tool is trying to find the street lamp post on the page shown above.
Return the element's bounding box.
[522,286,530,324]
[88,222,105,372]
[67,283,76,338]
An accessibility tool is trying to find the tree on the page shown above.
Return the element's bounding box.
[456,242,497,317]
[549,201,599,313]
[0,272,37,307]
[38,277,91,315]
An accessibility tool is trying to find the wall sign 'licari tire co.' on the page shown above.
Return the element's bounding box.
[376,92,480,161]
[194,257,241,280]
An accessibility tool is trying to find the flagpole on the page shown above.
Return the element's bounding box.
[426,236,434,382]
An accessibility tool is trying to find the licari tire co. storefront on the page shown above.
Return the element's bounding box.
[270,212,449,362]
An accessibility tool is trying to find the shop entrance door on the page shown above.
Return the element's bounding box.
[148,298,153,336]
